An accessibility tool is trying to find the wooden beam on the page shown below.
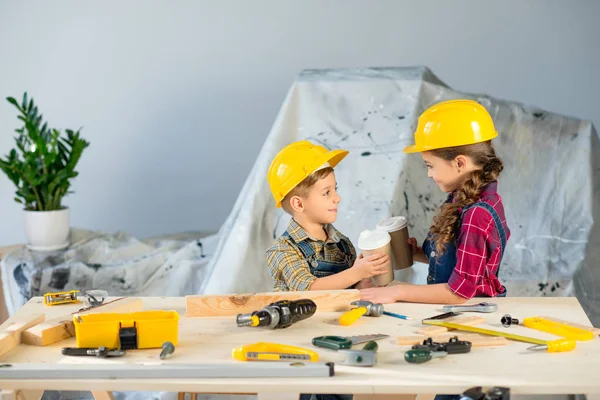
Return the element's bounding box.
[396,333,508,347]
[186,290,360,317]
[22,297,143,346]
[91,391,115,400]
[0,314,45,358]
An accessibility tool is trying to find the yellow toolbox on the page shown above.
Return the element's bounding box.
[74,310,179,349]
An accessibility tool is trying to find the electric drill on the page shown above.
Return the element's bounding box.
[236,299,317,329]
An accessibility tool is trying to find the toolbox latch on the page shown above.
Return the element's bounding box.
[119,323,138,350]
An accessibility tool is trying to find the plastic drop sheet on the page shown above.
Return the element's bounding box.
[1,67,599,400]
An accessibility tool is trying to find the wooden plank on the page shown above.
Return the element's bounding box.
[0,390,15,400]
[91,392,116,400]
[186,289,359,317]
[538,315,600,335]
[0,314,45,358]
[22,297,143,346]
[396,333,509,347]
[416,316,484,335]
[15,390,43,400]
[2,296,600,395]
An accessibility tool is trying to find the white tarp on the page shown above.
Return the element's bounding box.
[1,66,599,400]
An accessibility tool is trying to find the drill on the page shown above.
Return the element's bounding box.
[236,299,317,329]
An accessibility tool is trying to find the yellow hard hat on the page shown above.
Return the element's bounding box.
[404,99,498,153]
[268,140,348,207]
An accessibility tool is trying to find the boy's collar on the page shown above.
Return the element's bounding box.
[288,219,341,243]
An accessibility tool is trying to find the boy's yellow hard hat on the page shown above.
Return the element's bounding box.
[268,140,348,207]
[404,99,498,153]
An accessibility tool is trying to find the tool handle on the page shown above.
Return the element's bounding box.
[62,348,97,356]
[339,307,367,326]
[443,303,497,313]
[404,349,433,364]
[312,336,352,350]
[546,338,576,353]
[362,341,378,352]
[232,342,319,361]
[523,317,595,341]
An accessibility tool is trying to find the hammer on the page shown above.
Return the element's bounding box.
[339,301,384,326]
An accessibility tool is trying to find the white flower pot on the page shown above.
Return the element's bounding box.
[24,207,70,251]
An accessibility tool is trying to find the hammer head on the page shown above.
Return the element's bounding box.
[351,301,384,317]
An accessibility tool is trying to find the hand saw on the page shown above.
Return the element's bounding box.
[523,317,595,341]
[422,319,576,352]
[232,342,319,362]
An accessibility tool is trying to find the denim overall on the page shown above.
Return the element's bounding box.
[282,230,353,279]
[283,230,354,400]
[422,201,507,400]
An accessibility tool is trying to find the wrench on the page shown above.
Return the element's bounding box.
[443,302,498,313]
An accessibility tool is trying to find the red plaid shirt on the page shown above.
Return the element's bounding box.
[447,182,510,298]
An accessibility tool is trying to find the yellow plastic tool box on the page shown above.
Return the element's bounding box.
[74,310,179,349]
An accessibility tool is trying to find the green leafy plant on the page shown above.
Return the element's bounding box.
[0,93,90,211]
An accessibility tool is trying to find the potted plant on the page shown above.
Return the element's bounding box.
[0,93,89,251]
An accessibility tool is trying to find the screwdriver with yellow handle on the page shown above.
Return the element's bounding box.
[422,320,576,352]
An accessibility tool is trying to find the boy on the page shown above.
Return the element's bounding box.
[266,140,390,292]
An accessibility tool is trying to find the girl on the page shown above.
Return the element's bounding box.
[361,99,510,305]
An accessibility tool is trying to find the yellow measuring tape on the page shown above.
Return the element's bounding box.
[422,320,576,352]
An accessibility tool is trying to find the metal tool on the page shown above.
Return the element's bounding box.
[160,341,175,359]
[339,301,384,326]
[61,346,125,358]
[501,314,519,327]
[232,342,319,362]
[405,336,471,364]
[422,320,576,352]
[523,316,595,341]
[424,311,462,320]
[442,302,497,313]
[382,310,412,320]
[412,336,472,354]
[43,290,80,306]
[340,341,378,367]
[312,334,389,350]
[0,361,335,378]
[460,386,510,400]
[236,299,316,329]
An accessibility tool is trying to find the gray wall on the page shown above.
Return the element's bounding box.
[0,0,599,246]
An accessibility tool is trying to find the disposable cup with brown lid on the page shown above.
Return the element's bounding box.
[357,229,394,287]
[376,216,413,270]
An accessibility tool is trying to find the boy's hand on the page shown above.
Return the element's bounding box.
[351,253,390,280]
[408,237,428,263]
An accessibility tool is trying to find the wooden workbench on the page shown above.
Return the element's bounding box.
[0,296,598,399]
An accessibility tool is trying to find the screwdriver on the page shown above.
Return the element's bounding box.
[404,349,447,364]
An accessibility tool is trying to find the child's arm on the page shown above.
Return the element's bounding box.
[308,253,390,291]
[360,282,466,304]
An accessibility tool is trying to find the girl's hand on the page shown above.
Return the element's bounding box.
[359,286,400,304]
[408,237,428,263]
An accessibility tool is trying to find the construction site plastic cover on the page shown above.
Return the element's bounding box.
[2,66,599,330]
